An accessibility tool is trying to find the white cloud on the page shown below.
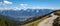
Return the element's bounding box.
[8,4,28,10]
[0,0,13,6]
[12,4,56,10]
[4,1,12,5]
[20,4,28,9]
[20,4,28,6]
[10,4,28,10]
[0,0,13,10]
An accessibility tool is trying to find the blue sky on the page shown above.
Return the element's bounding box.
[0,0,60,10]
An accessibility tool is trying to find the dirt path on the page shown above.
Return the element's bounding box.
[38,14,58,26]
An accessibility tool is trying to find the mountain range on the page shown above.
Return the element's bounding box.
[0,9,53,22]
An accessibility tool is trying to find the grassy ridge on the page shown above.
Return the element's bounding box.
[22,14,52,26]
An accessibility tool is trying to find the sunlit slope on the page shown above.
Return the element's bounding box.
[22,10,60,26]
[22,14,52,26]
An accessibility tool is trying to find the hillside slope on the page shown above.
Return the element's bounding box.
[21,10,60,26]
[0,15,22,26]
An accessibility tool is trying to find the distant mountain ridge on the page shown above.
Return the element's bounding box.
[0,9,53,21]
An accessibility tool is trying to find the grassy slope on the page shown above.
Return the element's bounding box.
[22,14,51,26]
[0,14,51,26]
[0,15,21,26]
[22,10,60,26]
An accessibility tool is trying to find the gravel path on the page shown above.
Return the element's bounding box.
[38,13,58,26]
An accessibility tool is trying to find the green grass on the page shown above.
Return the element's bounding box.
[0,15,21,26]
[22,15,52,26]
[0,14,52,26]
